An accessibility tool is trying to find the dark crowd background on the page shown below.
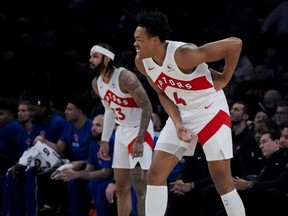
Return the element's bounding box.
[0,0,288,118]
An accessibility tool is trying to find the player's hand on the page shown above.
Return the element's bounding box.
[131,141,144,159]
[170,180,194,195]
[105,182,116,203]
[98,141,111,160]
[33,135,45,144]
[11,163,25,179]
[61,168,76,182]
[170,180,185,195]
[209,68,229,91]
[233,176,250,190]
[175,123,197,143]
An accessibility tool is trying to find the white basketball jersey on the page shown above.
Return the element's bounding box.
[97,67,142,127]
[142,41,219,110]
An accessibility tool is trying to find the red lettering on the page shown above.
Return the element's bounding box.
[103,90,139,108]
[155,72,212,91]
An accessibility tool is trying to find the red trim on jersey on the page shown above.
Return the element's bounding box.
[155,73,213,91]
[103,89,139,107]
[198,110,231,145]
[127,132,154,153]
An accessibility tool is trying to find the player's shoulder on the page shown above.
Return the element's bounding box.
[119,67,137,80]
[177,43,198,52]
[91,77,97,85]
[118,67,141,90]
[167,40,196,55]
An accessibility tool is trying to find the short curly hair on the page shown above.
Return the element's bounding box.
[136,10,173,42]
[0,97,18,117]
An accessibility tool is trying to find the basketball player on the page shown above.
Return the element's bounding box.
[90,43,154,216]
[134,10,245,216]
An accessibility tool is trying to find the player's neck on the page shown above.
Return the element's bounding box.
[101,68,114,84]
[152,41,168,66]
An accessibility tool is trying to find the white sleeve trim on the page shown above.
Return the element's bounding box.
[101,101,116,142]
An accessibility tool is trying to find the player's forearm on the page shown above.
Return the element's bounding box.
[137,102,152,142]
[40,138,63,155]
[102,104,116,142]
[222,38,242,82]
[158,93,181,125]
[77,168,113,180]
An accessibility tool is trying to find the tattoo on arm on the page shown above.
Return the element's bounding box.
[119,70,152,141]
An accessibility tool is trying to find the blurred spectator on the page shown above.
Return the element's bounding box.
[252,110,269,124]
[17,100,32,135]
[253,117,280,146]
[251,64,271,81]
[260,0,288,64]
[205,0,258,44]
[247,110,268,130]
[254,43,284,79]
[261,1,288,39]
[233,128,288,216]
[274,102,288,131]
[60,114,116,216]
[259,131,280,159]
[261,89,283,119]
[230,101,262,175]
[34,93,93,216]
[233,54,254,83]
[2,96,66,216]
[0,97,27,214]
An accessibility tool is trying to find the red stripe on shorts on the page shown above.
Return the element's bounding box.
[198,110,231,145]
[127,132,154,153]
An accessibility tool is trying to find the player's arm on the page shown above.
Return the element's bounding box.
[34,135,66,156]
[119,69,152,143]
[176,37,242,90]
[92,78,115,142]
[62,164,113,181]
[91,78,99,96]
[101,101,116,143]
[91,78,115,160]
[135,57,195,143]
[134,57,182,127]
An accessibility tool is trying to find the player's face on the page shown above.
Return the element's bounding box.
[134,26,158,59]
[230,103,245,123]
[64,103,81,122]
[0,109,12,127]
[18,104,30,123]
[279,127,288,148]
[259,133,279,158]
[28,105,44,123]
[89,52,105,77]
[91,116,103,137]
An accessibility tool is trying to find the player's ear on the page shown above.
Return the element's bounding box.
[243,113,249,121]
[104,56,112,64]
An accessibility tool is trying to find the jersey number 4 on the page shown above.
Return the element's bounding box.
[173,92,186,106]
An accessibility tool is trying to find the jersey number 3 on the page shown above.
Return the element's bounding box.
[111,107,125,120]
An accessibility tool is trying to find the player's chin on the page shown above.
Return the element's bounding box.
[136,53,142,59]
